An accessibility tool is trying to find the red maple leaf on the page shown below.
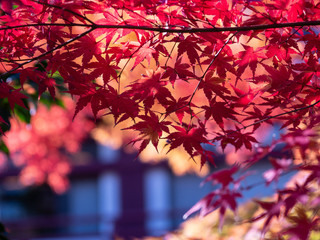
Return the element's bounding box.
[16,67,44,87]
[162,57,195,86]
[183,164,248,229]
[292,54,320,90]
[202,165,239,187]
[0,0,27,15]
[177,35,202,65]
[235,45,265,78]
[38,77,57,99]
[38,26,70,51]
[3,0,320,234]
[256,64,292,92]
[86,54,119,85]
[198,70,231,101]
[303,31,320,59]
[0,82,28,111]
[243,106,273,131]
[124,111,170,153]
[166,123,211,159]
[107,86,140,125]
[266,44,297,68]
[69,82,139,123]
[230,83,262,108]
[250,197,283,235]
[0,115,8,135]
[68,34,104,64]
[202,98,237,129]
[131,40,157,70]
[265,31,299,67]
[183,188,242,230]
[16,67,57,99]
[165,96,195,124]
[127,68,173,110]
[263,158,292,185]
[214,129,258,151]
[0,0,13,14]
[67,82,101,119]
[202,47,235,79]
[300,164,320,185]
[278,183,311,216]
[282,207,320,240]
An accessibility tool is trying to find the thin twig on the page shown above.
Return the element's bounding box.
[214,99,320,141]
[188,31,238,104]
[164,41,178,68]
[0,28,94,79]
[117,32,161,93]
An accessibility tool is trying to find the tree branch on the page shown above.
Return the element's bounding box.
[1,21,320,33]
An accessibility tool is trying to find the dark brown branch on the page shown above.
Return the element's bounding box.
[0,23,90,31]
[1,21,320,33]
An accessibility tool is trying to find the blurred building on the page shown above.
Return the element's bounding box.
[0,139,219,240]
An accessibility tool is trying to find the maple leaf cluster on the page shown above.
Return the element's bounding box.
[0,0,320,237]
[0,97,93,193]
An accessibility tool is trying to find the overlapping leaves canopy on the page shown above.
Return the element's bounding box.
[0,0,320,238]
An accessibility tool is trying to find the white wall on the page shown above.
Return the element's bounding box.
[98,172,121,238]
[144,167,171,235]
[68,179,98,234]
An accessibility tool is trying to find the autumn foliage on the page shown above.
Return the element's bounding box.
[1,97,93,193]
[0,0,320,238]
